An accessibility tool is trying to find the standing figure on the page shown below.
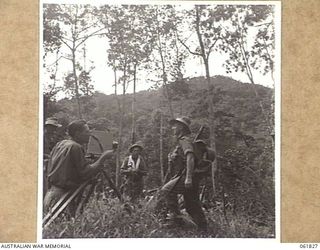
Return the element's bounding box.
[44,117,62,157]
[43,117,62,197]
[159,117,208,231]
[120,142,147,202]
[44,119,115,217]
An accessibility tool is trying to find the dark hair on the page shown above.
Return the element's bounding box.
[67,119,87,138]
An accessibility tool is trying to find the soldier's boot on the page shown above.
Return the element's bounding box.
[187,208,208,232]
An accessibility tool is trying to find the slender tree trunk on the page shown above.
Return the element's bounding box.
[113,67,121,187]
[116,62,127,188]
[117,110,123,188]
[71,9,82,119]
[159,55,174,118]
[204,59,218,196]
[159,111,164,184]
[155,7,174,119]
[72,48,82,119]
[195,6,218,195]
[131,64,137,144]
[204,60,216,151]
[154,7,174,186]
[83,43,86,71]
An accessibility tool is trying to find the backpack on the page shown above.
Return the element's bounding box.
[193,140,216,176]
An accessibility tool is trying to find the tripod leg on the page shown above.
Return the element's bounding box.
[43,180,90,229]
[43,189,72,225]
[101,170,122,202]
[200,185,206,202]
[77,183,96,215]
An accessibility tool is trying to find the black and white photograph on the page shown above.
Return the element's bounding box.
[40,0,280,242]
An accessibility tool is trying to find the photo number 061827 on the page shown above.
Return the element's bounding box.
[40,0,280,241]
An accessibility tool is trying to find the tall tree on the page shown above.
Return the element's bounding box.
[177,5,226,194]
[219,5,275,140]
[43,4,105,118]
[99,5,154,187]
[144,5,192,183]
[145,5,188,118]
[125,5,155,144]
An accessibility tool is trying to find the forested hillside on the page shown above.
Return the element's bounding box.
[44,75,275,237]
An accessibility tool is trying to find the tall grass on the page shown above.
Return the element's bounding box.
[43,194,275,239]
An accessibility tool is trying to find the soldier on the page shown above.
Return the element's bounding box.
[44,119,116,217]
[44,117,62,158]
[158,117,208,231]
[43,117,62,197]
[120,142,147,202]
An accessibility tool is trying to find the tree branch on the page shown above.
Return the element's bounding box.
[60,37,72,50]
[75,31,106,49]
[46,55,63,67]
[75,27,105,42]
[254,21,272,27]
[61,35,73,42]
[177,37,202,57]
[78,21,100,35]
[61,55,73,61]
[207,37,220,60]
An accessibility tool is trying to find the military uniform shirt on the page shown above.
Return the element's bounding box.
[178,135,194,156]
[47,139,92,189]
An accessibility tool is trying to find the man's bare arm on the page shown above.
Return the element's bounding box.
[185,153,194,189]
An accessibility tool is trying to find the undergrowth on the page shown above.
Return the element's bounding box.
[43,195,275,239]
